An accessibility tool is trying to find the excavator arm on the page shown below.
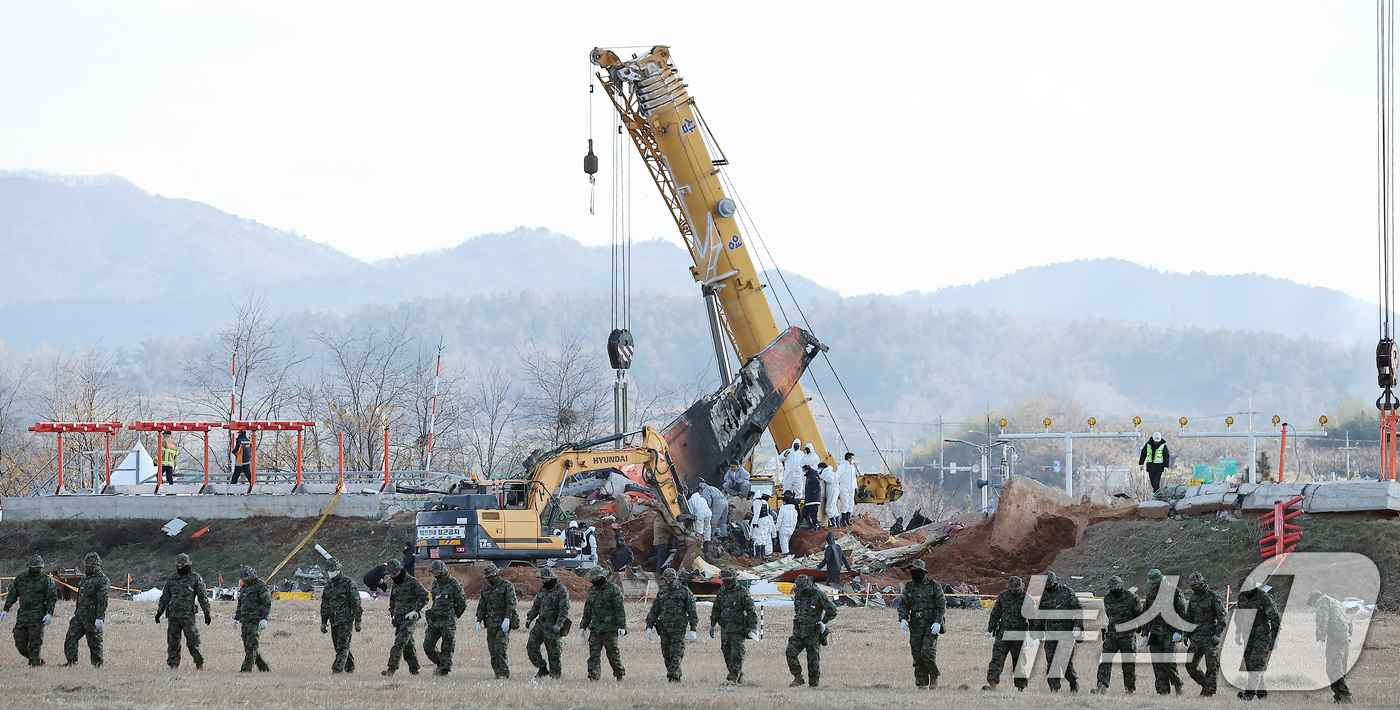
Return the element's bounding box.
[523,427,692,529]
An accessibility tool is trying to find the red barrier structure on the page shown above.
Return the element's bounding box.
[226,421,316,492]
[127,422,225,492]
[27,422,123,494]
[1259,494,1305,559]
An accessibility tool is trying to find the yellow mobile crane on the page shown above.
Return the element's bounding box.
[591,45,901,504]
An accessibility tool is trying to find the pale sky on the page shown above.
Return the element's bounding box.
[0,1,1382,301]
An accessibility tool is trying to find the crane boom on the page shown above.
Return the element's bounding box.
[591,45,833,469]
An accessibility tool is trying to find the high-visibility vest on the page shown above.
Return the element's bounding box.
[1145,441,1166,465]
[161,444,178,467]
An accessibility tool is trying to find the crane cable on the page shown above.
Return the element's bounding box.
[717,169,888,472]
[1381,0,1399,412]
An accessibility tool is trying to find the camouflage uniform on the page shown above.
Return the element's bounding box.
[785,574,837,687]
[5,556,57,666]
[385,559,428,674]
[423,560,466,674]
[1312,591,1353,702]
[156,554,211,668]
[474,564,519,679]
[1028,572,1082,692]
[709,567,756,683]
[1182,574,1226,696]
[1234,581,1279,698]
[526,567,570,678]
[233,567,272,672]
[319,559,363,673]
[1142,570,1188,694]
[64,553,108,667]
[985,576,1029,690]
[645,568,697,682]
[581,567,627,680]
[896,560,945,688]
[1095,578,1142,693]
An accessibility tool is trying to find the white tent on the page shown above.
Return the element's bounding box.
[110,443,157,485]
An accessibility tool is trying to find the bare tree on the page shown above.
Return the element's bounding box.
[0,362,35,496]
[462,362,523,478]
[29,344,138,490]
[516,331,609,449]
[313,319,417,471]
[401,348,469,472]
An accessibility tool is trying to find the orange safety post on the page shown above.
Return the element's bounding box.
[382,426,391,491]
[103,432,112,493]
[249,431,257,492]
[155,431,164,493]
[295,429,304,488]
[56,432,64,494]
[1277,424,1289,483]
[338,432,345,492]
[1259,494,1305,559]
[1383,412,1400,481]
[202,430,210,488]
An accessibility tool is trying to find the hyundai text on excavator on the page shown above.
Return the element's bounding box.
[591,44,903,505]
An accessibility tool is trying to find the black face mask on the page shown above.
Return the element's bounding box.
[543,579,557,589]
[592,577,607,587]
[391,571,406,584]
[178,566,191,576]
[910,570,926,583]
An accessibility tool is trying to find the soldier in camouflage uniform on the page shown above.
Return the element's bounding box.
[233,565,272,673]
[581,566,628,681]
[3,554,56,666]
[896,559,945,689]
[983,575,1029,692]
[423,559,466,675]
[318,557,363,674]
[1309,590,1353,703]
[709,566,757,684]
[1234,576,1279,700]
[1028,571,1083,692]
[474,562,518,679]
[645,567,697,682]
[786,574,837,687]
[1094,575,1142,694]
[156,553,211,669]
[525,566,569,679]
[1141,568,1187,695]
[382,559,427,677]
[63,552,108,668]
[1182,571,1226,696]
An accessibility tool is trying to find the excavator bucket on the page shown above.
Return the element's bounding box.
[639,427,692,527]
[662,327,825,490]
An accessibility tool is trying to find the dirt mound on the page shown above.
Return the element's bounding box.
[461,566,594,600]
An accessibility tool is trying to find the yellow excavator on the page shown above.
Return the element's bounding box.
[591,45,902,505]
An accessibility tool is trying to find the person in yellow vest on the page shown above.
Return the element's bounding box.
[231,431,252,485]
[160,432,178,484]
[1137,433,1170,492]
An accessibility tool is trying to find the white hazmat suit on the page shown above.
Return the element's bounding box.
[776,501,799,555]
[780,439,804,497]
[688,490,712,541]
[836,458,858,517]
[820,464,840,525]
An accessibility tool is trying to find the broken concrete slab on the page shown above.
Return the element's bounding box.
[990,477,1076,550]
[1241,483,1311,510]
[1087,489,1113,507]
[1175,494,1227,516]
[1137,500,1171,518]
[1304,481,1400,513]
[1199,483,1233,496]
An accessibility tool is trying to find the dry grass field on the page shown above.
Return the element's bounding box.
[0,601,1394,709]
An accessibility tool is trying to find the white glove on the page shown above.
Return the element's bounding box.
[1172,632,1182,644]
[406,610,417,620]
[618,628,627,637]
[747,629,759,640]
[1072,626,1081,639]
[580,628,587,640]
[647,628,654,641]
[475,621,483,636]
[42,614,52,626]
[501,618,511,633]
[1235,632,1243,646]
[930,622,941,634]
[233,620,240,629]
[94,619,103,631]
[0,611,6,622]
[687,630,697,642]
[258,620,267,631]
[985,631,994,639]
[1316,640,1324,652]
[817,621,826,633]
[900,619,909,632]
[1028,637,1041,649]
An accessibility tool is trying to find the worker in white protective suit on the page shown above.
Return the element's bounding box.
[780,439,804,498]
[776,492,799,555]
[687,488,712,542]
[801,443,821,475]
[836,452,858,528]
[699,481,728,540]
[820,462,840,528]
[753,506,776,558]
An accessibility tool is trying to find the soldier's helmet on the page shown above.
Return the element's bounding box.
[1240,576,1258,592]
[795,574,813,588]
[1147,568,1164,584]
[326,557,342,572]
[429,559,447,575]
[587,566,609,580]
[538,566,556,580]
[481,562,499,577]
[83,552,101,567]
[1043,570,1059,586]
[385,559,402,575]
[906,559,927,572]
[1108,575,1124,590]
[1187,571,1206,587]
[660,568,677,580]
[26,554,43,568]
[1307,589,1324,606]
[239,565,256,581]
[174,553,191,567]
[1006,575,1024,590]
[719,566,738,581]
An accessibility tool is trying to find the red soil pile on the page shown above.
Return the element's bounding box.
[462,566,593,600]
